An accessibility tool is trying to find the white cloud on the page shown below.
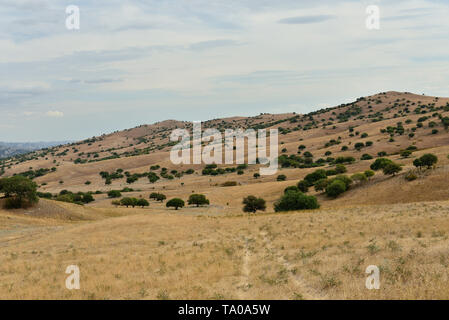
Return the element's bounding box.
[46,110,64,118]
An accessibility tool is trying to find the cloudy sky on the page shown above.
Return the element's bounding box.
[1,0,449,141]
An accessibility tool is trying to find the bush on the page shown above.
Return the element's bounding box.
[150,193,167,202]
[383,163,402,176]
[400,150,412,158]
[166,198,185,210]
[314,178,329,192]
[304,169,327,185]
[351,173,367,183]
[335,164,346,174]
[415,153,438,169]
[364,170,375,179]
[284,186,300,194]
[37,192,52,199]
[297,180,309,193]
[108,190,122,198]
[242,196,266,213]
[326,180,346,198]
[405,171,418,181]
[253,173,260,179]
[361,154,373,160]
[111,200,121,207]
[274,191,319,212]
[277,174,287,181]
[120,197,137,208]
[221,181,237,187]
[370,158,393,171]
[136,198,149,208]
[188,194,210,207]
[0,176,38,209]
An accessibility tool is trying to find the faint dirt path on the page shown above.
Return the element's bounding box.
[259,230,328,300]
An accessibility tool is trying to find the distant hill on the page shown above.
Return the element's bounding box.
[0,141,70,158]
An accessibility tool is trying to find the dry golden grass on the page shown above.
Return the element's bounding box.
[1,199,449,300]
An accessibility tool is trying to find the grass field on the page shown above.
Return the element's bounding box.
[1,198,449,300]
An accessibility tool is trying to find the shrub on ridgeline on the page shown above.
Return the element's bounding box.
[274,191,319,212]
[166,198,185,210]
[242,196,266,213]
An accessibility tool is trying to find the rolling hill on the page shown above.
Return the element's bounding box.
[1,90,449,299]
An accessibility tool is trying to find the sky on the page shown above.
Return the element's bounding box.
[1,0,449,142]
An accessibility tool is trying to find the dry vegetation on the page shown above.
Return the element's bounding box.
[1,91,449,299]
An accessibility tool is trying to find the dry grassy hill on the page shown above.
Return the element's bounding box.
[1,91,449,210]
[1,91,449,299]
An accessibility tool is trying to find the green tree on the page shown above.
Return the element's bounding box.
[242,195,266,213]
[370,158,393,171]
[188,194,210,207]
[383,163,402,176]
[166,198,185,210]
[108,190,122,198]
[137,198,149,208]
[0,176,38,209]
[418,153,438,169]
[326,180,346,198]
[274,191,319,212]
[120,197,134,208]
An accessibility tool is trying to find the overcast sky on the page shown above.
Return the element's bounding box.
[1,0,449,141]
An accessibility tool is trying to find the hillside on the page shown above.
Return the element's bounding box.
[2,91,449,300]
[1,91,449,210]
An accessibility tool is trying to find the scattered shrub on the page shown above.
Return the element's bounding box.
[274,191,319,212]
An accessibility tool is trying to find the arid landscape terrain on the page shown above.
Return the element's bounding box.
[1,91,449,299]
